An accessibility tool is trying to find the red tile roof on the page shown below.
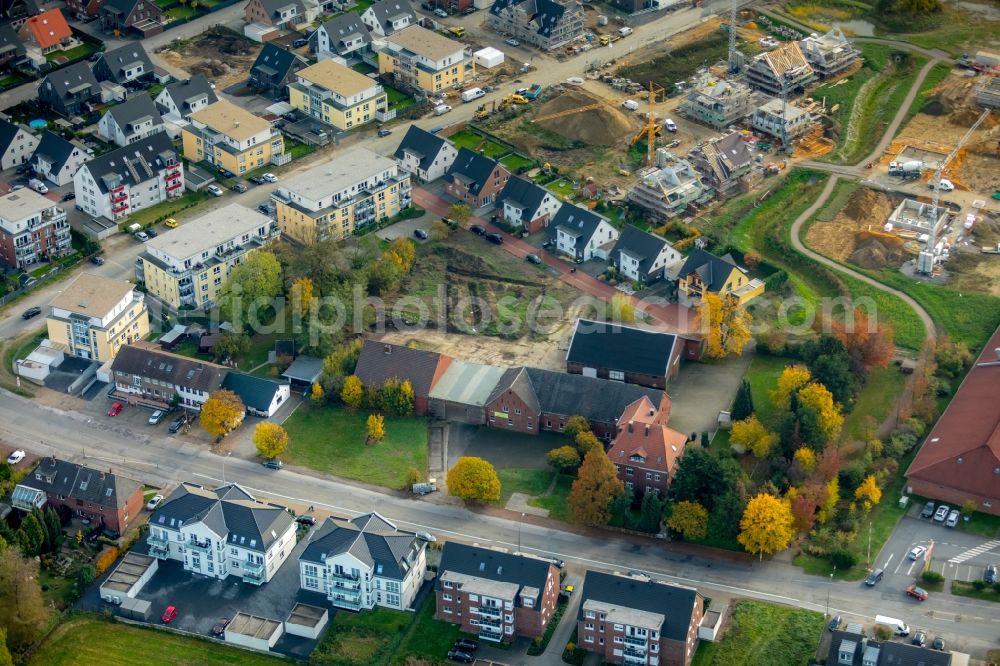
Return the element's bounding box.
[607,395,687,474]
[21,9,72,50]
[906,326,1000,500]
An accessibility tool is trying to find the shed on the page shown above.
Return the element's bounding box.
[199,334,220,354]
[118,597,152,621]
[698,605,726,641]
[225,612,284,651]
[99,552,158,601]
[474,47,504,69]
[15,340,65,383]
[158,324,189,350]
[281,355,323,387]
[245,22,280,43]
[284,603,328,639]
[428,359,505,424]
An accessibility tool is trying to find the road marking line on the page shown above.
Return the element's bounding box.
[948,540,1000,564]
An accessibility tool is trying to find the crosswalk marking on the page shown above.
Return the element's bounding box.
[948,540,1000,564]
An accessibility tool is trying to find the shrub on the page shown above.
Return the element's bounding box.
[874,626,892,641]
[921,570,943,584]
[829,549,857,570]
[972,579,986,591]
[95,546,119,575]
[993,581,1000,594]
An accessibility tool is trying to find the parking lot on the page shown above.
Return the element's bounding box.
[375,211,439,242]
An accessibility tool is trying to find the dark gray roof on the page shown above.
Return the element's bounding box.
[19,457,143,512]
[221,372,287,413]
[317,13,371,52]
[32,131,81,173]
[0,117,24,153]
[611,225,670,278]
[105,92,162,132]
[100,0,145,16]
[567,319,678,378]
[260,0,305,18]
[354,339,446,397]
[0,23,24,60]
[79,132,177,194]
[578,571,700,641]
[490,0,568,38]
[281,354,323,383]
[96,43,153,83]
[159,75,217,114]
[676,248,745,293]
[0,0,38,20]
[300,512,424,580]
[110,344,227,393]
[437,542,555,606]
[446,147,501,195]
[546,204,610,254]
[151,482,293,553]
[251,43,306,81]
[497,176,553,223]
[394,125,449,172]
[41,61,100,104]
[366,0,414,29]
[826,630,952,666]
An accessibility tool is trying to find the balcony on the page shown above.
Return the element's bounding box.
[624,646,647,658]
[478,605,502,618]
[479,629,504,642]
[185,539,212,554]
[329,569,361,583]
[331,584,362,599]
[332,595,362,610]
[111,192,128,204]
[147,535,170,559]
[165,181,183,192]
[242,560,265,584]
[112,204,129,215]
[623,653,646,665]
[624,635,647,647]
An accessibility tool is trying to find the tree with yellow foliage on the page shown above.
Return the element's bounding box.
[770,365,811,410]
[341,375,364,408]
[730,416,779,458]
[854,475,882,511]
[310,382,325,404]
[609,293,636,323]
[793,447,816,473]
[289,277,314,317]
[666,500,708,540]
[817,477,839,524]
[737,493,794,559]
[796,382,844,445]
[703,293,752,359]
[386,238,416,274]
[254,422,289,460]
[447,456,501,502]
[200,389,245,439]
[366,413,385,444]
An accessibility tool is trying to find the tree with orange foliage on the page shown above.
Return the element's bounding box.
[702,293,752,359]
[832,306,895,374]
[568,448,625,526]
[790,490,820,533]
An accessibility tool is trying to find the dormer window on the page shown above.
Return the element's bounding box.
[630,454,645,463]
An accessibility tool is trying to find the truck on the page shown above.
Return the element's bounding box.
[523,84,542,100]
[461,87,486,102]
[888,160,923,178]
[874,615,910,636]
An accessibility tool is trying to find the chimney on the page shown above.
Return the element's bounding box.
[627,421,633,433]
[100,471,106,480]
[50,454,56,464]
[995,347,1000,360]
[234,120,240,128]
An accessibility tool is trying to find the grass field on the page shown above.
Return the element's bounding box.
[743,355,789,430]
[496,468,554,503]
[952,580,1000,603]
[691,600,824,666]
[841,365,906,440]
[527,474,575,521]
[448,129,509,159]
[29,615,287,666]
[282,405,427,489]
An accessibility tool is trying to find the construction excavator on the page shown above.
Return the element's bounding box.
[473,104,490,121]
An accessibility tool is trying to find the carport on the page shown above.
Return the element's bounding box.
[284,603,328,639]
[428,360,505,425]
[281,355,323,390]
[225,612,284,651]
[99,552,158,602]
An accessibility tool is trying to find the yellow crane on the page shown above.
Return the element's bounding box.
[630,81,665,168]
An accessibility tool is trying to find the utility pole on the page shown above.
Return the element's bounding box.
[867,522,873,568]
[517,512,525,552]
[223,451,231,483]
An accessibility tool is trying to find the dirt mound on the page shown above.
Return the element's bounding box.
[806,188,897,262]
[849,239,903,269]
[841,188,895,223]
[533,89,639,146]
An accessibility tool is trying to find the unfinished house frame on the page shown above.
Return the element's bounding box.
[745,42,814,96]
[627,158,711,220]
[751,99,814,141]
[799,28,861,78]
[887,199,949,238]
[975,76,1000,109]
[687,132,754,196]
[679,78,756,129]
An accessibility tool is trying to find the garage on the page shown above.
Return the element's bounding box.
[225,612,284,652]
[428,360,505,425]
[284,604,328,639]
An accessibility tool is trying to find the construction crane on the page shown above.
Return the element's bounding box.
[530,89,650,124]
[630,81,666,167]
[727,0,741,74]
[918,108,991,274]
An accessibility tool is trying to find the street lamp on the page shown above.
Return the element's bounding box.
[826,566,836,619]
[867,521,873,568]
[222,451,232,483]
[518,512,525,553]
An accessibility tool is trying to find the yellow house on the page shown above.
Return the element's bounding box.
[136,203,278,310]
[272,147,411,244]
[378,25,467,95]
[288,60,387,131]
[676,248,764,306]
[182,100,287,176]
[46,273,149,363]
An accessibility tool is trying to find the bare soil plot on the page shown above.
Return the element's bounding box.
[157,27,262,90]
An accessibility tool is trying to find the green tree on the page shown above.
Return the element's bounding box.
[637,491,663,533]
[574,430,603,456]
[44,507,62,553]
[0,548,46,650]
[730,377,754,421]
[0,627,13,666]
[16,512,44,557]
[217,251,283,327]
[448,203,473,225]
[666,500,708,540]
[213,330,251,361]
[546,445,581,472]
[568,448,625,525]
[669,447,740,512]
[75,564,96,588]
[610,488,635,528]
[563,415,591,440]
[447,457,501,502]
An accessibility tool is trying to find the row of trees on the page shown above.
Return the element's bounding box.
[341,375,415,416]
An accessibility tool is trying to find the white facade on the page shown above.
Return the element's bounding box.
[555,219,618,261]
[503,191,561,229]
[381,34,464,73]
[617,242,680,282]
[274,148,400,213]
[473,47,504,69]
[98,110,164,148]
[33,142,89,186]
[300,547,426,611]
[74,157,183,222]
[315,23,369,59]
[154,86,214,122]
[395,141,457,182]
[0,124,39,170]
[750,99,813,141]
[362,4,413,37]
[0,189,72,268]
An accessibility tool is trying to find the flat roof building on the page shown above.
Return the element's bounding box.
[47,273,149,362]
[289,59,387,131]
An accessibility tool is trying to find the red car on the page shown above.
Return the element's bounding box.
[107,402,123,417]
[212,617,229,636]
[906,585,929,601]
[162,605,177,623]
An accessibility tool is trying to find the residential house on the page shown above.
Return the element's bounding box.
[244,0,307,29]
[136,203,276,310]
[97,92,164,146]
[0,0,39,28]
[495,175,562,233]
[312,14,372,61]
[675,248,763,306]
[436,542,560,642]
[249,43,308,99]
[576,571,704,666]
[679,78,755,129]
[99,0,164,37]
[361,0,415,37]
[827,628,952,666]
[483,365,667,439]
[488,0,584,51]
[906,326,1000,516]
[38,61,101,117]
[272,148,411,243]
[0,188,71,269]
[393,124,458,182]
[110,342,229,409]
[288,59,387,131]
[46,273,149,362]
[17,8,72,55]
[0,23,27,72]
[11,457,143,533]
[545,204,619,262]
[154,74,217,121]
[799,28,860,79]
[566,319,684,389]
[627,159,708,220]
[379,25,467,95]
[750,98,813,142]
[353,339,451,415]
[74,132,183,222]
[687,132,754,197]
[444,147,510,208]
[92,43,154,86]
[182,99,286,175]
[299,512,427,611]
[745,41,814,96]
[220,372,290,417]
[146,482,296,585]
[31,131,90,186]
[608,395,687,495]
[65,0,102,20]
[0,117,38,170]
[610,224,681,284]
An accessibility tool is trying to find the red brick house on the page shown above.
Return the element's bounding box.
[100,0,163,37]
[65,0,103,19]
[607,395,689,496]
[436,542,560,643]
[906,326,1000,516]
[566,319,685,389]
[577,571,704,666]
[11,456,144,533]
[353,339,452,416]
[444,147,510,208]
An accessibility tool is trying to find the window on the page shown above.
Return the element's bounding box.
[443,593,452,601]
[584,635,594,643]
[443,606,453,614]
[609,370,624,381]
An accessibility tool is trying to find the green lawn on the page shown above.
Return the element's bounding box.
[500,153,534,172]
[282,405,427,489]
[166,4,200,19]
[951,580,1000,603]
[46,42,100,63]
[527,474,575,521]
[496,468,555,503]
[384,85,414,111]
[841,365,906,440]
[29,614,288,666]
[393,591,467,663]
[743,355,789,430]
[448,129,508,159]
[692,600,824,666]
[121,190,211,230]
[959,510,1000,539]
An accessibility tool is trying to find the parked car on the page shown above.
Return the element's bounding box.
[212,617,230,636]
[296,515,316,526]
[145,228,157,238]
[146,494,164,510]
[207,184,224,197]
[933,505,950,522]
[864,568,884,587]
[377,128,392,137]
[486,232,503,245]
[161,606,178,623]
[262,459,283,470]
[434,7,448,17]
[219,168,235,178]
[89,255,105,265]
[912,631,926,646]
[414,228,428,240]
[505,38,520,46]
[262,173,278,183]
[148,410,166,425]
[231,183,247,193]
[6,450,25,465]
[164,217,178,228]
[985,564,997,584]
[945,509,960,527]
[908,545,927,561]
[525,253,541,264]
[415,531,436,542]
[135,231,149,241]
[920,501,935,518]
[21,307,42,319]
[469,224,486,235]
[827,614,841,632]
[168,416,186,433]
[931,637,946,651]
[906,585,929,601]
[249,175,266,185]
[928,179,954,192]
[292,38,308,48]
[452,639,478,652]
[559,584,574,600]
[107,402,123,417]
[61,191,76,201]
[447,650,474,664]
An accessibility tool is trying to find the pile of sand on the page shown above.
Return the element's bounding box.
[533,89,639,146]
[849,239,904,269]
[805,188,897,262]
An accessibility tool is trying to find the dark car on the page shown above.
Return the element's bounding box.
[219,168,235,179]
[296,515,316,526]
[920,500,935,518]
[262,459,283,470]
[377,128,392,137]
[469,224,486,236]
[231,183,248,193]
[864,568,884,587]
[525,253,541,264]
[249,175,266,185]
[931,637,946,651]
[447,650,474,664]
[985,564,997,584]
[292,38,309,48]
[89,255,105,265]
[486,232,503,245]
[414,228,428,240]
[146,228,157,238]
[61,191,76,201]
[168,416,186,433]
[453,639,478,652]
[912,631,926,646]
[827,614,841,632]
[257,203,271,214]
[21,307,42,319]
[212,617,230,636]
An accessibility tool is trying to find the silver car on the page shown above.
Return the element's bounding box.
[945,510,960,527]
[933,505,950,522]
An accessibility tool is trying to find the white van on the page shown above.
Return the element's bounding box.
[28,178,48,194]
[622,99,639,111]
[461,87,486,102]
[664,118,677,132]
[434,104,453,116]
[618,26,632,36]
[874,615,909,636]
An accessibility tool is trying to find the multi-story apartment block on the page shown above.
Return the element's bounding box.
[146,482,296,586]
[577,571,705,666]
[182,100,287,176]
[136,203,276,310]
[289,60,387,131]
[488,0,584,51]
[678,78,756,129]
[298,512,427,611]
[378,25,467,95]
[0,188,71,269]
[46,273,149,362]
[73,132,183,222]
[436,543,561,643]
[272,147,411,244]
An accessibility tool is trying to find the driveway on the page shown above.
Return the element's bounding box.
[448,423,564,469]
[375,211,438,242]
[667,351,753,436]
